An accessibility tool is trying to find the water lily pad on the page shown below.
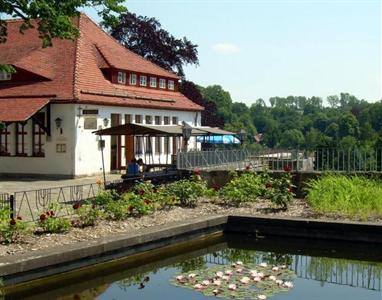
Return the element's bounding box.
[170,262,296,299]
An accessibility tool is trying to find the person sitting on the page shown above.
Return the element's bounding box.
[127,158,139,176]
[137,158,145,173]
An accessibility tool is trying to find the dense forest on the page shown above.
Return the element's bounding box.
[181,82,382,150]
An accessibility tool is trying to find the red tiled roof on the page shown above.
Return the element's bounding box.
[0,98,51,122]
[0,15,203,112]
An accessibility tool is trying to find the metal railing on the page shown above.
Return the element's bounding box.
[8,183,103,222]
[177,148,382,173]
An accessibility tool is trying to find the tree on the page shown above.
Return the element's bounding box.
[107,12,198,77]
[279,129,305,148]
[0,0,126,71]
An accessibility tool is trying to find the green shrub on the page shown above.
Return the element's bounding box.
[165,177,210,208]
[0,208,28,243]
[92,190,119,206]
[71,203,100,227]
[219,172,264,206]
[265,173,295,209]
[37,206,70,233]
[104,199,130,220]
[305,175,382,219]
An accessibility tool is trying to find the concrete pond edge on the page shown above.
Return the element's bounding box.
[1,214,382,286]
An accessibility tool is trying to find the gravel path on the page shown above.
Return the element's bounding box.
[1,199,380,257]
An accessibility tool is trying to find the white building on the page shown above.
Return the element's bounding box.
[0,15,203,178]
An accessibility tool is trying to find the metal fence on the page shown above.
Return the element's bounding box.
[177,148,382,173]
[0,183,105,222]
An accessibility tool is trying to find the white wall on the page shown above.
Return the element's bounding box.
[74,104,201,177]
[0,104,76,176]
[0,103,201,178]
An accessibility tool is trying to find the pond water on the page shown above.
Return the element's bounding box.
[6,234,382,300]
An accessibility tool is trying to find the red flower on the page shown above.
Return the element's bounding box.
[9,219,16,226]
[288,186,293,193]
[50,210,54,216]
[193,168,201,176]
[284,165,292,172]
[92,204,96,209]
[128,206,134,212]
[138,189,145,195]
[144,199,151,205]
[72,203,81,210]
[16,216,22,220]
[46,211,51,216]
[40,213,47,221]
[213,185,219,191]
[245,165,251,170]
[265,182,273,189]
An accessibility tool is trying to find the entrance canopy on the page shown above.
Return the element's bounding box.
[93,123,235,137]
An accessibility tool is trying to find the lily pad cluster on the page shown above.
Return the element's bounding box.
[170,261,296,299]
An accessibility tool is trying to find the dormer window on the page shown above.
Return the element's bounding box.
[117,71,126,84]
[150,77,157,88]
[129,73,137,85]
[168,80,175,90]
[140,75,147,86]
[159,78,166,89]
[0,71,11,81]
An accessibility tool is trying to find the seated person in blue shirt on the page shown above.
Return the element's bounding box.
[127,158,139,176]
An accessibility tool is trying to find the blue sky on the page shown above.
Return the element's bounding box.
[85,0,381,105]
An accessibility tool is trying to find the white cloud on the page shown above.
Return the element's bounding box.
[212,43,240,55]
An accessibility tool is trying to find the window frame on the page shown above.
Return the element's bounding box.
[129,73,137,85]
[0,71,11,81]
[168,80,175,90]
[32,113,46,157]
[140,75,147,87]
[0,124,11,156]
[16,122,28,156]
[159,78,166,89]
[150,77,157,88]
[117,71,126,84]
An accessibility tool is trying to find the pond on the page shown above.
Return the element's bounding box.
[5,234,382,300]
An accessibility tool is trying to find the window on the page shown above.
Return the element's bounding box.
[154,116,161,125]
[168,80,175,90]
[0,71,11,81]
[129,74,137,85]
[140,75,147,86]
[164,116,170,125]
[125,114,132,124]
[0,124,11,156]
[172,117,179,154]
[32,113,46,157]
[117,71,126,84]
[16,122,28,156]
[146,137,153,153]
[155,137,161,154]
[172,117,179,125]
[145,115,152,124]
[135,115,142,123]
[159,78,166,89]
[150,77,157,88]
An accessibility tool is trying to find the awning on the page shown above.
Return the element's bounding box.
[0,98,51,122]
[197,135,241,144]
[93,123,235,137]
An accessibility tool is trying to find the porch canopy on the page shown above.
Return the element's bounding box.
[93,123,235,137]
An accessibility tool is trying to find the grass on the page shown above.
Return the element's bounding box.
[305,175,382,220]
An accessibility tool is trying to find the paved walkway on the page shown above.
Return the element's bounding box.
[0,174,122,193]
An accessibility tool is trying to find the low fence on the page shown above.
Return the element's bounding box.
[177,148,382,173]
[0,183,108,222]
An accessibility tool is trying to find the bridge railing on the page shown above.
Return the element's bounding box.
[177,148,382,172]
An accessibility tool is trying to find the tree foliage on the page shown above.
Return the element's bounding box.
[0,0,126,71]
[107,12,199,77]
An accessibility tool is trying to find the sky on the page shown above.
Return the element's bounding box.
[85,0,382,105]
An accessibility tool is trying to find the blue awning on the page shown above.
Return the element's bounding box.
[197,135,241,144]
